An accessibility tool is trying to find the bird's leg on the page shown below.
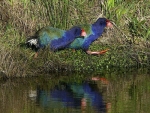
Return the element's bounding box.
[72,49,76,52]
[34,52,38,58]
[86,49,109,55]
[86,50,100,55]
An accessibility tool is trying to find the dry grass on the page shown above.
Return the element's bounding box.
[0,47,28,77]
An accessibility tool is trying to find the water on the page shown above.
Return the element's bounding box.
[0,69,150,113]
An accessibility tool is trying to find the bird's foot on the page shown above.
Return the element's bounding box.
[99,49,109,55]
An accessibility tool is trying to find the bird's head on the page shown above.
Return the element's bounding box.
[92,18,113,35]
[93,18,113,28]
[26,37,40,52]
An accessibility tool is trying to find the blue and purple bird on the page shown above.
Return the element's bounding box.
[26,18,113,57]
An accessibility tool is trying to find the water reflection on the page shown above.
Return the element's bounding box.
[1,69,150,113]
[37,77,107,112]
[29,77,110,113]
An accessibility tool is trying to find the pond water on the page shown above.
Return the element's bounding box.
[0,68,150,113]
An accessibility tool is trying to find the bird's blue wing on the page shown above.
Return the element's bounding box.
[50,26,82,51]
[82,34,100,51]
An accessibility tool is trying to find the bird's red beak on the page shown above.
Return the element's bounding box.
[106,19,113,28]
[81,29,87,37]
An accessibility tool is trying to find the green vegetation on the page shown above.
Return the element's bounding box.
[0,0,150,77]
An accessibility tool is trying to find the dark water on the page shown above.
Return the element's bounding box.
[0,69,150,113]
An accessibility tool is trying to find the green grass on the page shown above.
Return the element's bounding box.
[0,0,150,77]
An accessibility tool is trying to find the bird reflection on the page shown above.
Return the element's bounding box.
[29,77,110,113]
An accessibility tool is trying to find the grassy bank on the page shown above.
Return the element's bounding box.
[0,0,150,77]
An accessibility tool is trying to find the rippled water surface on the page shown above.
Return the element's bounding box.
[0,69,150,113]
